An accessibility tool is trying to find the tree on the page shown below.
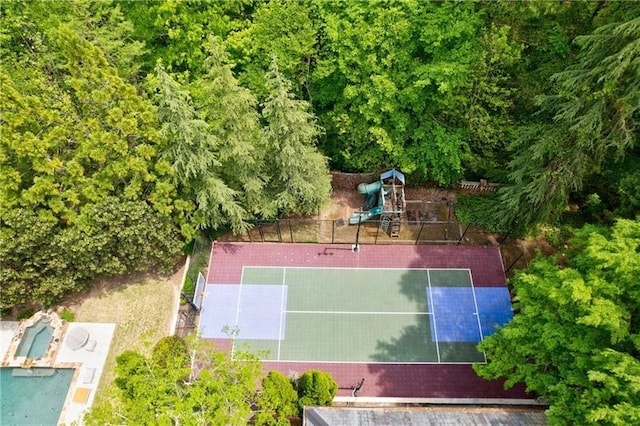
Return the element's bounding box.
[475,218,640,424]
[492,14,640,230]
[296,369,338,411]
[0,10,182,312]
[261,57,331,217]
[119,0,254,79]
[154,62,250,235]
[255,371,299,426]
[225,0,319,99]
[195,37,266,219]
[85,337,263,425]
[311,0,518,183]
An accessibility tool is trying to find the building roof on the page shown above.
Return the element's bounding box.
[304,406,547,426]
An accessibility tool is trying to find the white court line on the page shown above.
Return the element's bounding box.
[243,266,472,273]
[285,310,432,315]
[231,271,245,358]
[427,270,441,363]
[277,268,287,361]
[469,272,488,363]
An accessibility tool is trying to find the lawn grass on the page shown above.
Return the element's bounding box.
[67,267,184,399]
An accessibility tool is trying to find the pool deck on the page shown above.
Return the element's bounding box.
[1,317,115,425]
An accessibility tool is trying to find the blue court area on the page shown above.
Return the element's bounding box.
[427,287,513,343]
[200,267,513,363]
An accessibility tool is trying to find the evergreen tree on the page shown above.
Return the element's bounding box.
[154,63,249,235]
[195,36,266,218]
[261,57,331,217]
[494,15,640,230]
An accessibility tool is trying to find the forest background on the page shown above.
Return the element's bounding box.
[0,1,638,424]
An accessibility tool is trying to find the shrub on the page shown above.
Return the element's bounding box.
[59,309,75,322]
[17,308,35,320]
[255,371,299,425]
[296,370,337,410]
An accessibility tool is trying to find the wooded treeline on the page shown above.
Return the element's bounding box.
[1,2,638,423]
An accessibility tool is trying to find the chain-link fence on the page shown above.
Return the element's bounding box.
[175,217,531,336]
[214,217,529,275]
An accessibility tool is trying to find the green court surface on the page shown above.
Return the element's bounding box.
[232,266,485,363]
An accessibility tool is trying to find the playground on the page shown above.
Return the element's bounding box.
[200,242,532,401]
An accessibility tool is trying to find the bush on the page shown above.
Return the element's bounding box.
[255,371,299,425]
[59,309,75,322]
[296,370,337,410]
[17,308,35,320]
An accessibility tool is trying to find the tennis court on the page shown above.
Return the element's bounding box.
[200,247,512,365]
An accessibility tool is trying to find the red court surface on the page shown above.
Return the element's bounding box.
[204,242,532,401]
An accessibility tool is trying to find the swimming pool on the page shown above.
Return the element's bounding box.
[15,319,53,358]
[0,367,74,425]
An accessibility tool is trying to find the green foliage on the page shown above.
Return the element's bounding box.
[120,0,253,78]
[454,194,506,232]
[152,336,189,369]
[296,369,338,410]
[226,0,319,98]
[59,309,75,322]
[0,198,181,311]
[492,13,640,230]
[261,57,331,217]
[255,371,299,426]
[311,1,518,183]
[86,337,263,425]
[195,37,267,220]
[17,309,35,321]
[154,61,252,234]
[475,218,640,424]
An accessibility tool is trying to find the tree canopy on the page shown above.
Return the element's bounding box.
[475,218,640,424]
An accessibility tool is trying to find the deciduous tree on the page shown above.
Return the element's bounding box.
[475,218,640,424]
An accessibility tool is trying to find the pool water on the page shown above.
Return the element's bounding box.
[0,367,74,425]
[16,320,54,358]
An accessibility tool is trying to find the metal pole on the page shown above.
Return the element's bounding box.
[416,222,425,245]
[374,220,380,244]
[457,223,471,245]
[276,220,282,242]
[498,230,510,245]
[505,252,525,274]
[289,219,294,243]
[353,215,362,252]
[332,220,335,244]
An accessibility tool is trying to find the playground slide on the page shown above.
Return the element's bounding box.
[349,206,382,225]
[357,181,382,195]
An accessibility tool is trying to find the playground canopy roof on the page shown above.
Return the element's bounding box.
[380,168,405,184]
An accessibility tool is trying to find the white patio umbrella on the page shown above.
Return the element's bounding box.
[66,327,89,351]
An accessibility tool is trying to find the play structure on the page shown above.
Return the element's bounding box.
[349,169,406,237]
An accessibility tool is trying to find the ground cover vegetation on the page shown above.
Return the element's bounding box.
[1,1,639,423]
